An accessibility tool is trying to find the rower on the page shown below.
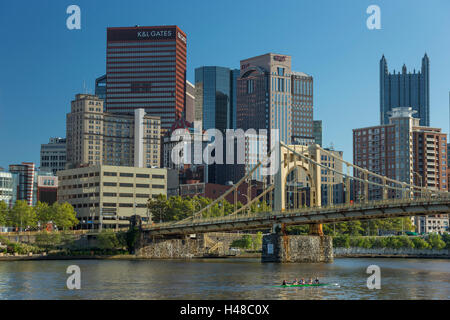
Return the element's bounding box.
[314,277,320,284]
[307,278,313,284]
[293,278,298,285]
[300,278,305,284]
[282,280,287,286]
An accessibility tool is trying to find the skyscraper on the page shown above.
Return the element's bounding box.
[194,66,240,184]
[313,120,322,147]
[40,137,66,174]
[291,72,314,145]
[185,80,195,123]
[105,25,187,131]
[380,54,430,126]
[66,94,161,169]
[9,162,36,206]
[236,53,314,181]
[195,66,239,131]
[353,107,419,200]
[95,74,107,110]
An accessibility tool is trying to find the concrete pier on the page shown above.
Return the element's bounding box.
[261,234,333,263]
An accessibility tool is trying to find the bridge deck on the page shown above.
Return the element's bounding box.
[141,197,450,236]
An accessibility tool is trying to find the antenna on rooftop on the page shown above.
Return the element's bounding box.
[329,142,334,151]
[83,80,87,94]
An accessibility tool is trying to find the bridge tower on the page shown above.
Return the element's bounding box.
[273,143,323,235]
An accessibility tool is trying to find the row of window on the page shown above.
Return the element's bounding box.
[103,182,164,188]
[103,172,164,179]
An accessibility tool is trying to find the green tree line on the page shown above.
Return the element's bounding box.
[230,232,263,250]
[334,233,449,250]
[0,200,78,231]
[287,218,415,236]
[147,195,271,223]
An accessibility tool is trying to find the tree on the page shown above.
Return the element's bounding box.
[253,232,263,250]
[347,221,364,236]
[7,200,37,230]
[411,237,430,249]
[97,230,123,250]
[427,233,446,250]
[0,201,8,226]
[147,194,169,223]
[35,201,53,227]
[52,202,78,230]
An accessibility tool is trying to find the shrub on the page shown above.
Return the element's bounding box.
[440,233,450,249]
[427,234,446,250]
[333,235,350,248]
[411,237,431,249]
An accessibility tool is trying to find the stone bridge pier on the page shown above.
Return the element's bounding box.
[261,224,333,263]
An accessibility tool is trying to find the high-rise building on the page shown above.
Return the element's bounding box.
[380,54,430,126]
[236,53,314,181]
[57,165,167,229]
[66,94,161,169]
[0,171,13,207]
[313,120,322,147]
[9,162,36,206]
[194,66,240,184]
[353,108,419,200]
[95,74,107,110]
[237,53,292,144]
[320,148,344,185]
[40,137,66,175]
[36,174,58,205]
[412,126,447,190]
[291,72,314,145]
[105,25,187,132]
[195,66,239,131]
[185,80,195,123]
[412,126,448,234]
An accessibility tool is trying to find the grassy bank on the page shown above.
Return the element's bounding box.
[333,233,450,250]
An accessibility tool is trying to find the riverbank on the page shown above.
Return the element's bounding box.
[334,247,450,259]
[0,252,262,261]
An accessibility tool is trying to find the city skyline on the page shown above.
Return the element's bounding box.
[1,0,450,169]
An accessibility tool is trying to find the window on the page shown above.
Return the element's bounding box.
[119,203,133,207]
[103,182,117,187]
[277,67,284,76]
[119,183,133,187]
[103,193,117,197]
[152,184,165,189]
[103,203,116,207]
[152,174,165,179]
[136,174,150,178]
[104,172,117,176]
[119,193,133,197]
[120,172,133,177]
[136,184,149,188]
[247,79,254,94]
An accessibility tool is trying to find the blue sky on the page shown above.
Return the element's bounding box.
[0,0,450,169]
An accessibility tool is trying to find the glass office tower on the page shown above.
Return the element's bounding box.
[194,66,239,131]
[194,66,239,184]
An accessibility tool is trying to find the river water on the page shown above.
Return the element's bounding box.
[0,258,449,300]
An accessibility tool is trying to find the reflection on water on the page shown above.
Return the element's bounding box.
[0,258,449,300]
